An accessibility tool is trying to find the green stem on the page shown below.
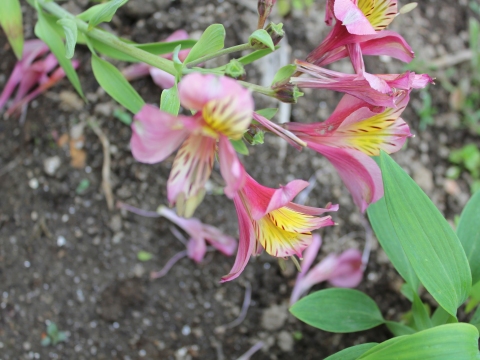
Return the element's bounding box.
[185,43,252,68]
[237,80,276,97]
[37,0,176,75]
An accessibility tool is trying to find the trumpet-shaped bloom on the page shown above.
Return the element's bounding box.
[292,60,433,107]
[122,30,191,89]
[221,168,338,282]
[289,234,363,304]
[285,91,412,211]
[131,73,253,217]
[0,39,79,118]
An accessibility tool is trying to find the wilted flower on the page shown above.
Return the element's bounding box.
[0,39,79,119]
[221,167,338,282]
[289,234,363,304]
[285,91,412,212]
[130,73,253,217]
[122,30,191,89]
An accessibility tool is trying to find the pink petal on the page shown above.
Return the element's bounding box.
[202,224,237,256]
[328,249,363,287]
[334,0,376,35]
[300,233,322,274]
[122,63,150,81]
[218,135,245,198]
[360,31,414,63]
[149,67,176,89]
[187,236,207,263]
[307,144,383,212]
[252,112,306,150]
[221,195,256,282]
[130,104,189,164]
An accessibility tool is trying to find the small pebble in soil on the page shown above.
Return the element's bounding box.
[181,325,191,336]
[28,178,39,189]
[43,156,61,176]
[57,236,66,247]
[24,261,31,268]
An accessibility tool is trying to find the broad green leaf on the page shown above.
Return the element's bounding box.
[160,84,180,116]
[255,108,278,120]
[457,190,480,284]
[87,0,128,30]
[91,54,144,114]
[412,292,432,330]
[35,12,84,99]
[230,139,249,155]
[359,323,479,360]
[368,197,420,291]
[325,343,378,360]
[379,151,471,316]
[184,24,225,64]
[248,29,275,51]
[400,283,415,301]
[290,289,384,333]
[432,306,453,326]
[271,64,296,86]
[136,40,196,55]
[385,321,416,336]
[467,281,480,313]
[470,305,480,331]
[0,0,24,59]
[57,19,77,59]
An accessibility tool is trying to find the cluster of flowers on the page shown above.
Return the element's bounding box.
[130,0,431,283]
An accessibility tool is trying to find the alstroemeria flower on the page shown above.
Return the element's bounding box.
[0,39,78,118]
[221,168,338,282]
[131,73,253,217]
[122,30,190,89]
[284,91,412,212]
[292,60,433,107]
[289,234,363,304]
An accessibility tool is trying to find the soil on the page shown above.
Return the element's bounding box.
[1,0,479,359]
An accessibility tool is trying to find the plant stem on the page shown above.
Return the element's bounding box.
[185,43,252,68]
[237,80,276,97]
[37,0,177,75]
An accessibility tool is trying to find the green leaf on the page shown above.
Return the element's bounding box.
[368,197,420,291]
[290,289,384,333]
[248,29,275,51]
[236,47,276,66]
[325,343,378,360]
[113,108,133,125]
[255,108,278,120]
[136,40,197,55]
[385,321,416,336]
[457,190,480,284]
[77,3,109,21]
[57,18,77,59]
[184,24,225,64]
[0,0,24,59]
[431,306,453,326]
[467,281,480,313]
[412,292,432,330]
[91,54,145,114]
[271,64,296,86]
[358,323,479,360]
[35,12,84,99]
[378,151,471,316]
[160,84,180,116]
[137,251,153,262]
[87,0,128,30]
[230,139,249,155]
[470,305,480,331]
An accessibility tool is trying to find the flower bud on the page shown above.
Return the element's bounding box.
[257,0,277,28]
[264,22,284,45]
[272,81,304,104]
[225,59,245,79]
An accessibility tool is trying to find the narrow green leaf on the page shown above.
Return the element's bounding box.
[359,323,479,360]
[255,108,278,120]
[237,47,276,66]
[113,109,132,125]
[324,343,378,360]
[432,306,453,326]
[160,84,180,116]
[457,191,480,284]
[35,12,84,99]
[184,24,225,64]
[230,139,249,155]
[467,281,480,313]
[88,0,128,30]
[385,321,416,337]
[57,18,77,59]
[368,197,420,291]
[136,40,197,55]
[0,0,24,59]
[77,3,109,21]
[470,305,480,331]
[91,54,144,114]
[290,289,384,333]
[271,64,296,86]
[248,29,275,51]
[379,151,471,316]
[412,292,432,330]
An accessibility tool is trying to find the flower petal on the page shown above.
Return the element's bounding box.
[167,134,215,217]
[328,248,363,287]
[130,104,189,164]
[218,135,245,198]
[149,67,176,89]
[201,224,237,256]
[187,236,207,263]
[253,112,306,150]
[359,0,397,31]
[334,0,376,35]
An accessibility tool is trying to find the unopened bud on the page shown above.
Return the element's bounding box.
[257,0,277,29]
[265,22,284,45]
[272,81,303,104]
[225,59,245,79]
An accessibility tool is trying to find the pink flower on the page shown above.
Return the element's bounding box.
[289,234,363,304]
[292,60,433,107]
[221,167,338,282]
[285,91,412,212]
[0,39,79,118]
[130,73,254,217]
[122,30,190,89]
